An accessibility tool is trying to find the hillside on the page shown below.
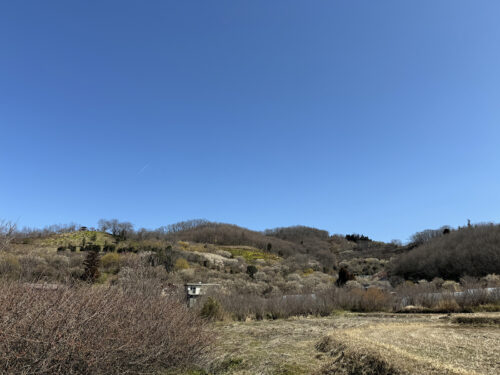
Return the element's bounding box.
[390,224,500,280]
[2,220,410,294]
[3,219,499,297]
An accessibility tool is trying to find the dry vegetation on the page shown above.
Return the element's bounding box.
[391,224,500,281]
[209,313,500,375]
[0,281,214,374]
[1,219,500,374]
[317,315,500,375]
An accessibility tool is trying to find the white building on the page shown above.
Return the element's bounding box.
[184,282,219,307]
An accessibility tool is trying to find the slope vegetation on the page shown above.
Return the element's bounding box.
[391,224,500,280]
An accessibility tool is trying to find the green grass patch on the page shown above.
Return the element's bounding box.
[37,231,115,247]
[220,246,280,263]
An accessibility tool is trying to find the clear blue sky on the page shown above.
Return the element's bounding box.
[1,1,499,242]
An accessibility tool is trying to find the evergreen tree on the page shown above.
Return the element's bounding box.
[246,265,258,279]
[335,267,354,287]
[82,250,100,283]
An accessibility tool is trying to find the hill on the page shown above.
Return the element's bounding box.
[390,224,500,280]
[5,219,499,290]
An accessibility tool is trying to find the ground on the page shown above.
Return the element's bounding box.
[209,312,500,375]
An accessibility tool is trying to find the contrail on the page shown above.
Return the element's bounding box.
[137,163,150,175]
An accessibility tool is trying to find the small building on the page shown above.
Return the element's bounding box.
[184,282,219,307]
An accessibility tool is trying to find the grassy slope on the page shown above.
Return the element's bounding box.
[32,231,115,247]
[176,242,281,264]
[219,246,280,263]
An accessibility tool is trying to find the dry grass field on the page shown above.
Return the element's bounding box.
[209,312,500,375]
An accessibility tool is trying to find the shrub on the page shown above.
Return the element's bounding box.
[155,246,174,272]
[246,265,258,279]
[483,273,500,287]
[178,241,190,249]
[82,250,100,283]
[175,258,190,271]
[103,243,116,252]
[315,335,336,353]
[0,282,214,374]
[434,298,461,313]
[0,220,16,251]
[336,267,355,286]
[200,297,224,321]
[347,288,393,312]
[100,253,120,274]
[303,268,314,275]
[0,254,21,278]
[442,280,460,291]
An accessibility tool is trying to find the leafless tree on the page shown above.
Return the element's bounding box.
[98,219,134,240]
[0,220,16,251]
[409,226,450,246]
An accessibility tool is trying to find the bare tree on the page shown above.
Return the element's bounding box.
[0,220,16,251]
[409,226,450,246]
[98,219,134,240]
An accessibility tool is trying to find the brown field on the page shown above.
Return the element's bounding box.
[210,312,500,375]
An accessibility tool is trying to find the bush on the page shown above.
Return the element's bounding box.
[246,265,258,279]
[103,243,116,252]
[303,268,314,275]
[200,297,224,321]
[434,298,461,313]
[0,282,215,374]
[343,288,393,312]
[100,253,120,274]
[0,254,21,279]
[175,258,190,271]
[336,267,355,286]
[0,220,16,251]
[82,251,100,283]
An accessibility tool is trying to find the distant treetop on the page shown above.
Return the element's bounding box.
[345,234,372,243]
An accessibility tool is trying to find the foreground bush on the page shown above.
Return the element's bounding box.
[0,282,214,374]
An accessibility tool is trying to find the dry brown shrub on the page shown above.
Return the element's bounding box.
[213,286,396,320]
[340,288,393,312]
[0,253,21,278]
[452,315,500,326]
[0,281,215,374]
[316,338,401,375]
[434,298,461,313]
[315,335,336,353]
[0,220,16,251]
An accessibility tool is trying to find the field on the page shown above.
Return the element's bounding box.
[210,312,500,375]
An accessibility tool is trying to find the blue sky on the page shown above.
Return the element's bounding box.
[1,1,499,242]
